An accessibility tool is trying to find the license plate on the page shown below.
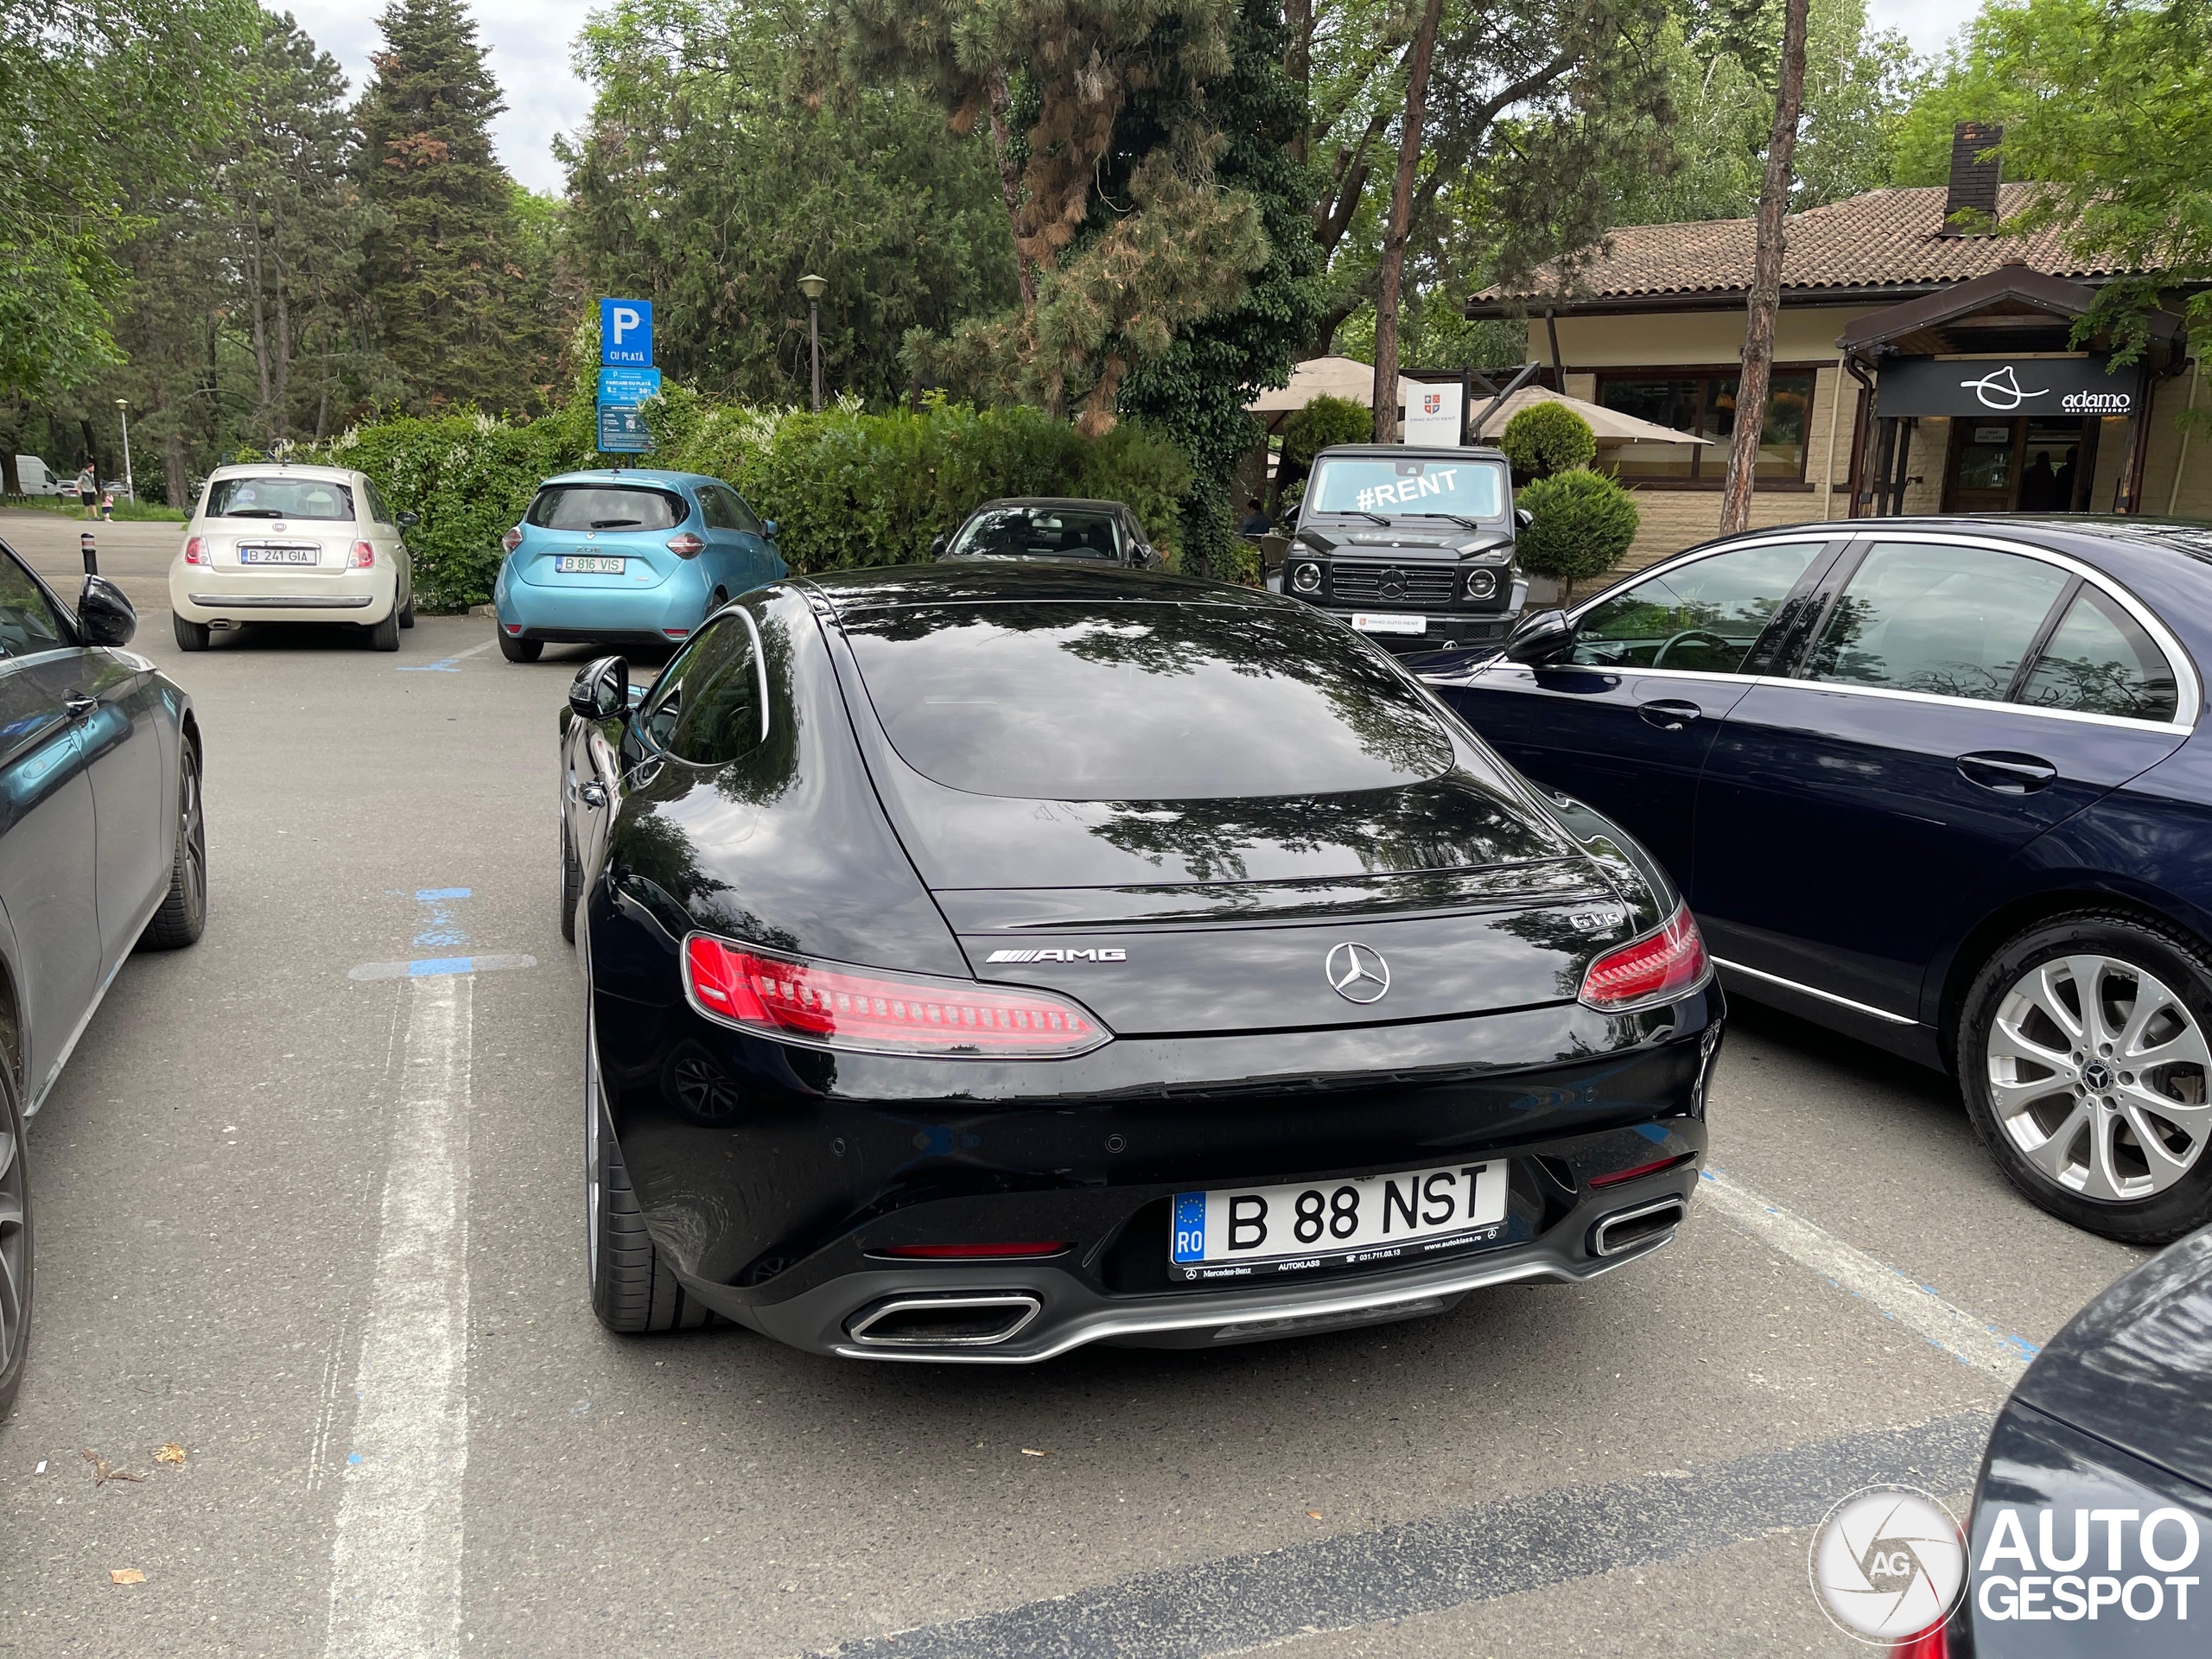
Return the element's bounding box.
[556,555,626,574]
[1351,613,1427,635]
[1170,1160,1509,1281]
[238,545,321,565]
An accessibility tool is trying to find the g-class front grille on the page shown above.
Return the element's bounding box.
[1331,565,1458,607]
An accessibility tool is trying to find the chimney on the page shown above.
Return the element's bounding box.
[1941,121,2003,235]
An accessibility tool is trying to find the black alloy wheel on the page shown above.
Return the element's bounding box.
[585,1001,715,1334]
[1960,910,2212,1243]
[497,627,542,664]
[173,614,211,652]
[139,740,207,951]
[0,1057,29,1421]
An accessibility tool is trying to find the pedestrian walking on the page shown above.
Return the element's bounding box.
[99,488,116,521]
[76,462,98,521]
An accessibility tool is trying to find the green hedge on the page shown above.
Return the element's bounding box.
[296,390,1192,610]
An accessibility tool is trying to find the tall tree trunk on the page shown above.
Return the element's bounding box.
[1286,0,1313,166]
[272,228,293,439]
[244,208,276,442]
[1719,0,1811,534]
[163,429,188,511]
[983,69,1039,315]
[1371,0,1444,444]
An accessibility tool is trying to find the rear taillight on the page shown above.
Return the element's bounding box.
[874,1243,1070,1260]
[503,622,522,635]
[1588,1151,1696,1189]
[666,532,705,557]
[182,536,209,566]
[1578,904,1708,1012]
[662,628,689,639]
[502,525,523,554]
[683,933,1109,1058]
[348,541,375,569]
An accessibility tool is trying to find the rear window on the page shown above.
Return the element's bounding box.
[842,601,1454,799]
[206,474,355,521]
[950,507,1121,561]
[526,484,688,532]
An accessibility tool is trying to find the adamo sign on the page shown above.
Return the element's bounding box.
[1877,353,2137,420]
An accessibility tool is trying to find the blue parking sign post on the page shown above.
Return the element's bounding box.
[597,301,657,453]
[600,298,652,366]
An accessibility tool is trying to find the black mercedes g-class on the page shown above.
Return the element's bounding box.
[1276,443,1527,652]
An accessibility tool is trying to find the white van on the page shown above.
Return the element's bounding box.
[11,455,64,497]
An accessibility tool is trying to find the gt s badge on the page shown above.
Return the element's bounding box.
[987,948,1127,963]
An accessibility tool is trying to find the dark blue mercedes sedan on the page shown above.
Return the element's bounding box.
[1419,517,2212,1244]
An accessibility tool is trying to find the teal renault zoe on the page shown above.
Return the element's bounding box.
[492,469,785,662]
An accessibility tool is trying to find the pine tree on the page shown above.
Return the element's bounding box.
[354,0,552,412]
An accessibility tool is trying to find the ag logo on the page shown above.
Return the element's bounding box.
[1810,1485,1967,1643]
[1958,364,2050,410]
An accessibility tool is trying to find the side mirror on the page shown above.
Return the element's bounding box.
[929,533,949,559]
[569,655,630,721]
[397,510,421,530]
[78,575,137,646]
[1514,506,1535,531]
[1503,608,1573,665]
[761,519,779,539]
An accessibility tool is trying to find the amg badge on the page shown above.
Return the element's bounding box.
[986,947,1128,964]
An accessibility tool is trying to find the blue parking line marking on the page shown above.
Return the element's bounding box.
[408,956,474,977]
[416,888,472,901]
[347,953,537,982]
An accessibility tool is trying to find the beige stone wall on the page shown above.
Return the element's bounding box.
[2142,367,2209,518]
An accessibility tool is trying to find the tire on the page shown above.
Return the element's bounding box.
[137,739,207,951]
[587,1007,715,1333]
[398,589,416,629]
[1958,909,2212,1243]
[0,1058,29,1423]
[559,812,581,945]
[173,614,211,652]
[365,609,400,652]
[497,627,542,664]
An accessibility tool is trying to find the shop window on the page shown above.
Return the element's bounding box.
[1599,369,1815,485]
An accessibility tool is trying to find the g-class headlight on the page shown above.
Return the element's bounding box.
[1465,568,1498,601]
[1289,562,1323,594]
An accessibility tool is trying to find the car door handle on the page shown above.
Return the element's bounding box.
[1956,751,2059,794]
[1637,699,1702,731]
[579,781,609,809]
[62,692,99,721]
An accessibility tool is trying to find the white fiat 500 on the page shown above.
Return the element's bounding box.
[168,462,416,651]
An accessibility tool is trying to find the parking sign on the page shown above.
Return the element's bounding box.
[601,297,653,366]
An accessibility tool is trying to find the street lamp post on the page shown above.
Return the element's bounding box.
[115,398,135,502]
[798,273,828,412]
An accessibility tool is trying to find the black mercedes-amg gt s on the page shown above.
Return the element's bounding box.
[557,564,1720,1362]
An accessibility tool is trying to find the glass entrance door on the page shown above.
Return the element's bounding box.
[1945,419,2019,512]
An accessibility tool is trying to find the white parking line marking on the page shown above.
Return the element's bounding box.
[346,953,535,982]
[323,974,473,1658]
[1698,1166,2039,1380]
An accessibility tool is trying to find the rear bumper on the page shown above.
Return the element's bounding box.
[495,554,705,641]
[591,939,1723,1360]
[171,566,394,624]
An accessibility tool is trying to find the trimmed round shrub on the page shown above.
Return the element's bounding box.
[1500,401,1597,481]
[1280,393,1372,469]
[1516,467,1640,602]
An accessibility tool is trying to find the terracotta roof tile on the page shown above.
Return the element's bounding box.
[1479,184,2112,305]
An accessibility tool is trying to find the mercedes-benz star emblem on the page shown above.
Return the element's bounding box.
[1377,568,1407,601]
[1326,942,1390,1004]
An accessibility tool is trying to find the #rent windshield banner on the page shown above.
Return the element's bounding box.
[1877,353,2138,420]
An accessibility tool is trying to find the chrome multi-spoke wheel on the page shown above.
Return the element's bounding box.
[0,1069,29,1417]
[1987,955,2210,1202]
[1964,914,2212,1243]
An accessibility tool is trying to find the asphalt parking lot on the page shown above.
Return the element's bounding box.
[0,509,2153,1657]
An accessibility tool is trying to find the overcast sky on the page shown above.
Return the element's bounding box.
[284,0,1990,198]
